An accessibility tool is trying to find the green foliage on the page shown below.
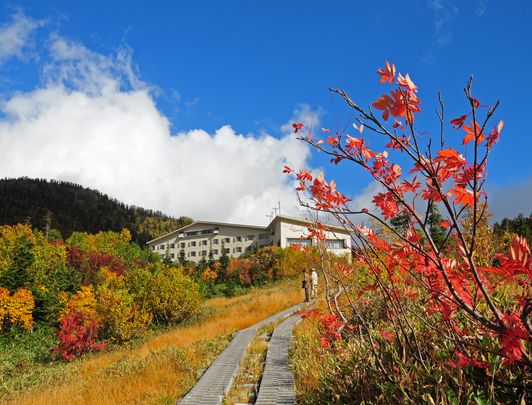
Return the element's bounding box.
[219,242,230,270]
[493,213,531,242]
[0,236,35,292]
[0,223,203,365]
[427,204,446,249]
[0,323,56,387]
[127,264,201,324]
[0,177,192,245]
[178,248,187,265]
[249,246,282,285]
[148,266,201,324]
[96,284,151,342]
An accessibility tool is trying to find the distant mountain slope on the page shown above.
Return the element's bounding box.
[0,177,192,245]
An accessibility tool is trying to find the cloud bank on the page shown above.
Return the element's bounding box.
[0,26,318,225]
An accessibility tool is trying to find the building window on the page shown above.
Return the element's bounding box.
[169,243,175,249]
[201,229,213,235]
[213,239,219,244]
[170,253,175,259]
[326,239,344,249]
[185,231,199,237]
[287,238,312,247]
[180,242,186,248]
[213,249,219,255]
[233,247,242,253]
[189,241,196,247]
[151,246,155,251]
[159,244,165,250]
[224,237,231,243]
[233,236,242,242]
[190,251,196,257]
[200,240,208,246]
[223,248,230,254]
[247,235,255,241]
[201,250,207,256]
[259,233,269,240]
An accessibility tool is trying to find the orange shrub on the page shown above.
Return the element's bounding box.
[0,287,35,331]
[226,258,253,286]
[200,267,217,282]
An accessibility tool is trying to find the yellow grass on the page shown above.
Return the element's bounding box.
[6,281,302,405]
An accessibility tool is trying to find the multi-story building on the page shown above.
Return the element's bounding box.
[146,214,351,263]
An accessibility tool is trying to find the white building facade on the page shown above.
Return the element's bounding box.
[147,214,351,263]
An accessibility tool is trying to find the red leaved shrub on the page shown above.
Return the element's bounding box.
[54,309,107,361]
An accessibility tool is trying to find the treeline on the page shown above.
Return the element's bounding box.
[0,178,192,245]
[493,213,531,241]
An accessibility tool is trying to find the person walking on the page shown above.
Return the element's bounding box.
[311,268,318,300]
[302,270,310,302]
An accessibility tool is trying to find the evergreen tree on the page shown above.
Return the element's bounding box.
[493,213,531,242]
[0,236,35,292]
[0,177,192,245]
[197,256,208,273]
[390,210,410,233]
[427,204,446,249]
[219,242,230,270]
[162,252,174,266]
[178,248,187,266]
[207,248,215,267]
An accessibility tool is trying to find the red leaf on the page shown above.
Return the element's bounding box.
[450,115,467,130]
[377,60,396,84]
[292,123,304,133]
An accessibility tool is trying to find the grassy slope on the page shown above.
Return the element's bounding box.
[4,281,302,405]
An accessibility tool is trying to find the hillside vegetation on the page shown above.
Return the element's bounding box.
[0,178,191,245]
[0,220,325,403]
[4,281,301,405]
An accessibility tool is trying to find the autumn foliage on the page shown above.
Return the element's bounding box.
[0,225,201,361]
[55,309,107,361]
[0,287,35,331]
[286,62,530,402]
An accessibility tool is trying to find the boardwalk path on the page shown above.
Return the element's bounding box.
[177,303,303,405]
[254,314,300,405]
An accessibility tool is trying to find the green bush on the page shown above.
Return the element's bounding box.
[127,264,201,324]
[96,285,152,342]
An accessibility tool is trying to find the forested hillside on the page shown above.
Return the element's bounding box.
[0,178,191,245]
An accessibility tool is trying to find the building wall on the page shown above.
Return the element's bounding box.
[273,219,351,256]
[149,223,269,263]
[148,216,352,263]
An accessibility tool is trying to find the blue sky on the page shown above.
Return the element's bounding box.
[0,1,530,223]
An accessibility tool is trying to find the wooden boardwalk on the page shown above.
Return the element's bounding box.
[254,314,300,405]
[177,303,303,405]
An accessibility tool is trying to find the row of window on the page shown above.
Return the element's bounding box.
[186,247,243,258]
[156,234,269,251]
[184,228,218,237]
[156,237,346,252]
[286,238,346,249]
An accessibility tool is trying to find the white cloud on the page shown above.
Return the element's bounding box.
[427,0,458,46]
[424,0,459,63]
[0,34,317,225]
[0,11,43,64]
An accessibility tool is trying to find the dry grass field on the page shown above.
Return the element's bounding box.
[5,281,301,405]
